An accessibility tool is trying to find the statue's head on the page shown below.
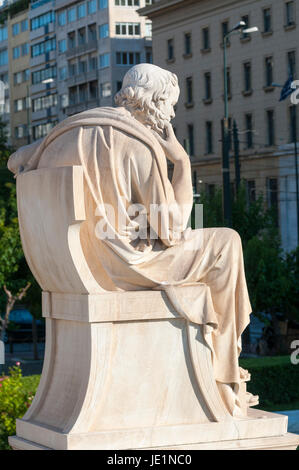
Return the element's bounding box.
[114,63,180,133]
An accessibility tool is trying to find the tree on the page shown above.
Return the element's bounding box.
[0,126,35,343]
[196,182,298,324]
[0,182,31,341]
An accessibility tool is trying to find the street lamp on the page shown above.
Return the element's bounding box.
[222,21,259,225]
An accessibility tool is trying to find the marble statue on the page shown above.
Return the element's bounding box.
[7,64,298,450]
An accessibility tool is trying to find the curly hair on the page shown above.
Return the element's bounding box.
[114,64,179,132]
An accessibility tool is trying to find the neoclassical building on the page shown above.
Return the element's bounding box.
[141,0,299,251]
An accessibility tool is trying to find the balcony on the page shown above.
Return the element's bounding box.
[66,41,98,59]
[66,70,98,87]
[65,99,99,116]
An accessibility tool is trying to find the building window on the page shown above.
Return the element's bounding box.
[13,46,20,59]
[244,62,252,91]
[289,105,297,142]
[187,124,194,156]
[145,22,152,37]
[99,23,109,38]
[265,56,273,86]
[146,50,152,63]
[0,26,7,42]
[31,38,56,57]
[101,82,111,97]
[226,67,231,97]
[99,53,110,68]
[12,23,20,36]
[32,66,57,85]
[89,56,97,70]
[21,43,29,56]
[266,109,275,146]
[78,3,86,19]
[99,0,108,8]
[69,86,77,105]
[204,72,212,100]
[67,7,77,23]
[167,39,174,60]
[0,49,8,66]
[241,15,250,38]
[14,99,23,112]
[68,31,76,49]
[21,19,28,32]
[205,121,213,154]
[246,180,256,203]
[286,1,295,26]
[115,0,139,5]
[31,12,54,30]
[60,93,69,108]
[78,60,87,74]
[15,125,28,139]
[58,39,67,53]
[59,66,67,80]
[58,11,66,26]
[89,80,98,99]
[263,8,272,32]
[116,51,140,65]
[267,178,279,224]
[116,81,122,91]
[33,122,56,140]
[78,27,86,45]
[88,23,97,41]
[88,0,97,15]
[115,22,140,36]
[245,113,253,148]
[288,50,296,76]
[68,62,76,76]
[221,21,229,41]
[185,76,193,104]
[202,27,210,50]
[184,32,191,55]
[79,83,88,102]
[32,94,58,112]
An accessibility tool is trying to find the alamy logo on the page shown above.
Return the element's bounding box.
[290,340,299,365]
[0,339,4,365]
[290,80,299,105]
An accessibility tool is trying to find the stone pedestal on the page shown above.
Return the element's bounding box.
[8,166,299,450]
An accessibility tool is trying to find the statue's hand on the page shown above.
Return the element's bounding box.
[154,123,189,165]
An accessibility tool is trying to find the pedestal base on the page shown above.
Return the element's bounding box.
[8,409,299,450]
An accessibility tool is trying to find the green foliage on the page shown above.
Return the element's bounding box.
[197,183,299,323]
[239,356,299,408]
[0,364,37,450]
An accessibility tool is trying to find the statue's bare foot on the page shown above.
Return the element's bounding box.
[246,391,259,407]
[239,367,251,382]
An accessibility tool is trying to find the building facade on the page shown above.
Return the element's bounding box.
[141,0,299,251]
[9,3,30,149]
[27,0,152,141]
[0,2,11,146]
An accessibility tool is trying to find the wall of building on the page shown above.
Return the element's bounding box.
[142,0,299,251]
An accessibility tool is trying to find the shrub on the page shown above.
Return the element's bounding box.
[240,356,299,408]
[0,363,37,450]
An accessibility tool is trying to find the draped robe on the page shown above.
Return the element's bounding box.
[8,106,252,409]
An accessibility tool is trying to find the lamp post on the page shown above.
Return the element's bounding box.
[222,21,259,225]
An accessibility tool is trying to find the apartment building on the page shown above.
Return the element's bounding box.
[0,3,11,145]
[27,0,152,141]
[141,0,299,251]
[9,3,30,149]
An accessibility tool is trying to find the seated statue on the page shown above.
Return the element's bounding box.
[8,63,256,417]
